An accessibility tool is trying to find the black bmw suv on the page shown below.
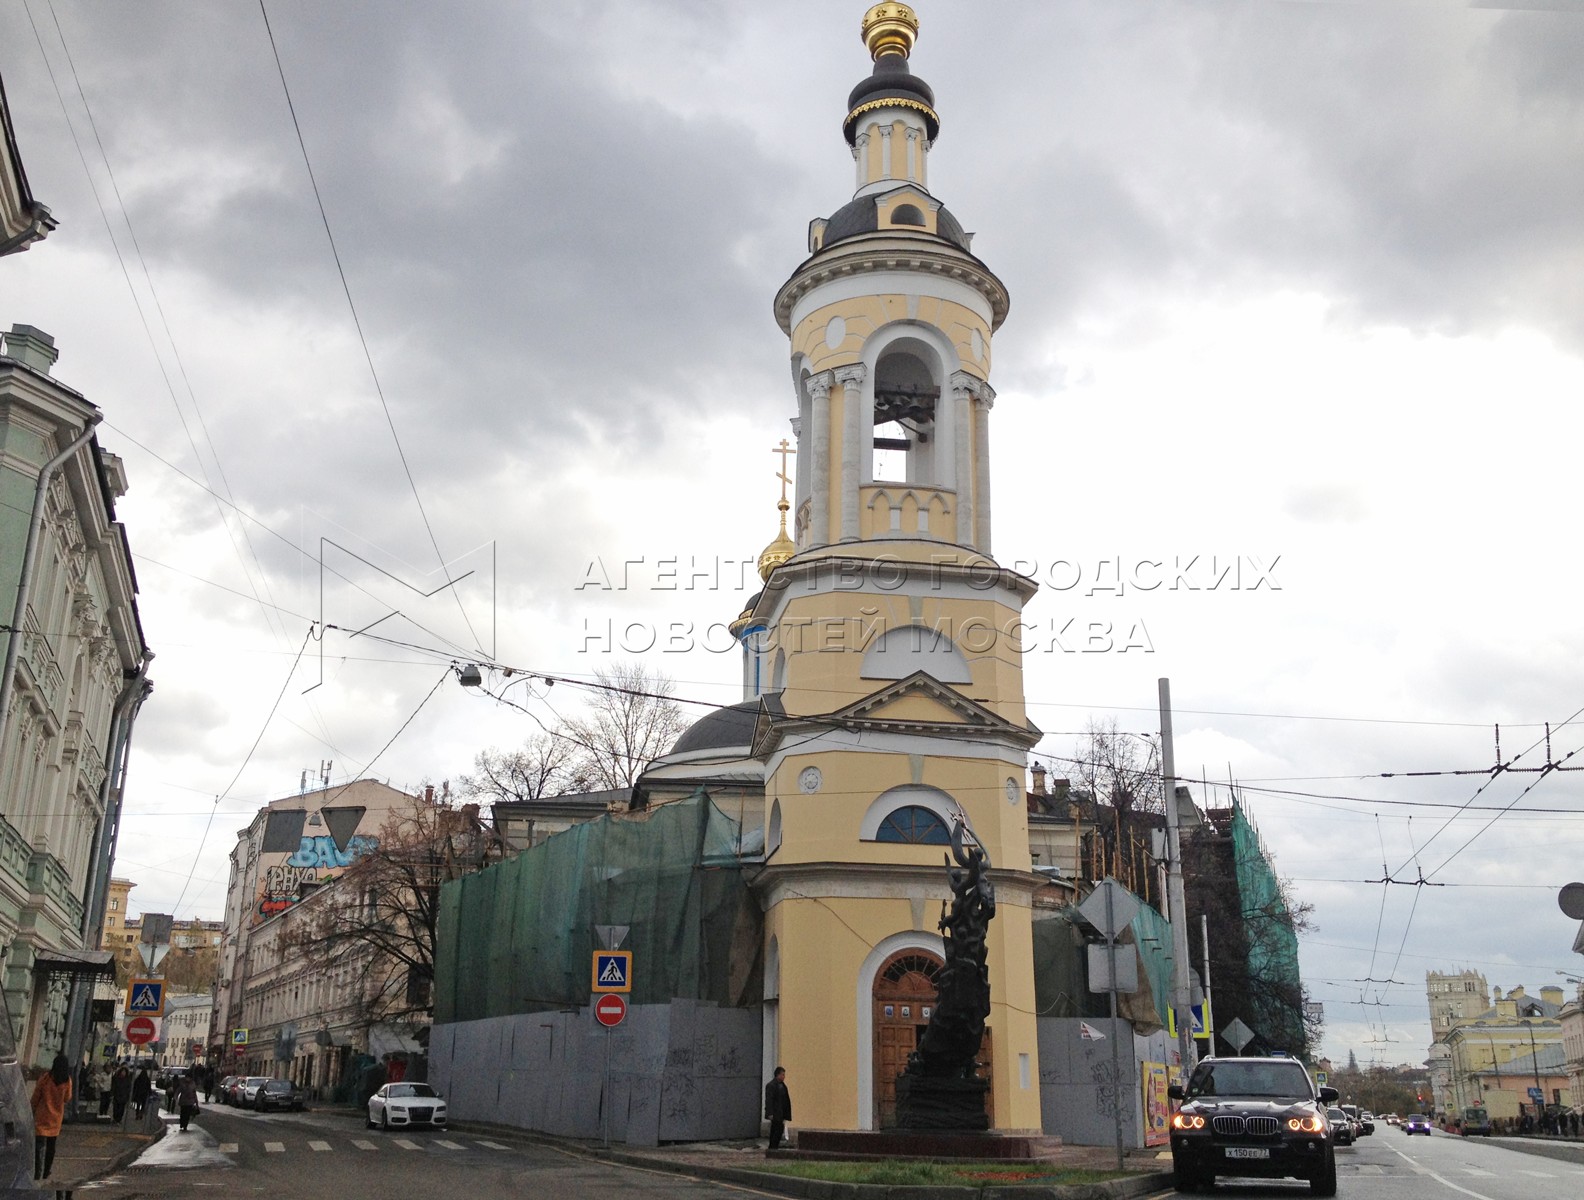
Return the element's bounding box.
[1168,1056,1340,1196]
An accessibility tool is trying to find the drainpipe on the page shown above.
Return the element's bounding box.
[0,412,103,753]
[63,652,151,1112]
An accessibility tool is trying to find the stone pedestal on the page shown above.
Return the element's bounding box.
[894,1073,991,1131]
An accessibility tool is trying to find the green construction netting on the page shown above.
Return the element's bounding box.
[435,789,762,1023]
[1231,802,1302,1038]
[1032,884,1175,1032]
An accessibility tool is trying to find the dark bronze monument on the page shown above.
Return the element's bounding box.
[894,820,994,1130]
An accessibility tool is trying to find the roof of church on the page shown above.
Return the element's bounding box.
[670,699,764,756]
[845,52,938,142]
[822,192,971,253]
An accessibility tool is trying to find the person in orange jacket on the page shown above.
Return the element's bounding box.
[31,1053,73,1180]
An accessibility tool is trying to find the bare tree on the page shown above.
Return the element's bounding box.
[458,733,589,805]
[281,794,503,1030]
[561,662,690,790]
[1071,716,1163,819]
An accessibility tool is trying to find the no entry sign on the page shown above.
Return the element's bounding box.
[594,994,627,1028]
[125,1015,158,1045]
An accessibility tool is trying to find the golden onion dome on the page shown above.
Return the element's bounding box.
[862,3,919,60]
[757,499,796,582]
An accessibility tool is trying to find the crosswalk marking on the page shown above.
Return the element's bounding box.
[352,1139,377,1150]
[394,1138,421,1150]
[1464,1169,1495,1177]
[477,1140,509,1150]
[435,1139,464,1150]
[264,1142,284,1153]
[218,1143,239,1154]
[1519,1171,1554,1178]
[308,1140,331,1152]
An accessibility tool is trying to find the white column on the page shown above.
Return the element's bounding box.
[836,365,867,542]
[950,373,976,549]
[879,126,893,180]
[808,373,833,548]
[855,132,870,189]
[974,382,995,555]
[906,129,919,183]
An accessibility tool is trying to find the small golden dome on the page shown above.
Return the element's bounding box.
[862,3,919,61]
[757,499,796,582]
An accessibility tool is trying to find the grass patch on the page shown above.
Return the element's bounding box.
[752,1160,1133,1187]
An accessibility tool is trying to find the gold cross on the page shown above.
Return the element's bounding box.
[772,438,795,504]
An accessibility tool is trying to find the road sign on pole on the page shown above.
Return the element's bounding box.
[125,1016,158,1045]
[127,978,166,1016]
[1222,1017,1256,1054]
[594,994,627,1028]
[592,950,632,993]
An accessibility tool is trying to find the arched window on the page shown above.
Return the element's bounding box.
[875,805,951,845]
[890,203,926,226]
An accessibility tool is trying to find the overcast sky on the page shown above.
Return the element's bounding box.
[4,0,1583,1068]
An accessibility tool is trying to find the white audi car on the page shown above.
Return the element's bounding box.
[367,1082,447,1130]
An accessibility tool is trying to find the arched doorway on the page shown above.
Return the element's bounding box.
[873,950,940,1129]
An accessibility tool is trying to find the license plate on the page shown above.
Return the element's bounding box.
[1225,1147,1270,1160]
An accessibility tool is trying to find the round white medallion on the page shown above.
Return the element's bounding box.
[1005,777,1019,805]
[799,766,823,794]
[824,315,847,351]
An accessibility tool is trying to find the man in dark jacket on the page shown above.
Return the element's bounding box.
[764,1067,792,1151]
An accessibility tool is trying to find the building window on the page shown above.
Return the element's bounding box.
[109,899,119,911]
[875,806,951,845]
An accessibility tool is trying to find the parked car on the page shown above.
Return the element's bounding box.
[1327,1107,1354,1146]
[1458,1105,1492,1136]
[239,1076,271,1106]
[1168,1056,1338,1196]
[255,1079,306,1113]
[218,1076,238,1105]
[1359,1110,1376,1136]
[1404,1113,1433,1135]
[367,1082,447,1131]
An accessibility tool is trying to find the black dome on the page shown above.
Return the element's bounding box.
[844,54,939,144]
[821,193,972,254]
[669,700,761,756]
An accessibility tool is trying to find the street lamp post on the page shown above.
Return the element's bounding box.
[1523,1019,1543,1115]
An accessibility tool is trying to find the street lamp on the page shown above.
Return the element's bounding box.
[1522,1019,1543,1116]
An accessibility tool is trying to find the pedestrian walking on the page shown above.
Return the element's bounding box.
[131,1067,152,1120]
[177,1073,201,1132]
[95,1063,113,1118]
[202,1065,214,1104]
[110,1064,131,1123]
[764,1066,792,1151]
[31,1053,72,1180]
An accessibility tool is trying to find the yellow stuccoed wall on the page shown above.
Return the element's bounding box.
[793,295,992,379]
[769,585,1030,728]
[767,877,1041,1131]
[771,751,1030,870]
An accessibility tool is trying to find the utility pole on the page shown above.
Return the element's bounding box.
[1161,678,1195,1080]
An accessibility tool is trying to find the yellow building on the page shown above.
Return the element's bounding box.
[99,878,138,984]
[645,4,1042,1134]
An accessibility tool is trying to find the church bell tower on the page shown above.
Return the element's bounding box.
[749,4,1043,1134]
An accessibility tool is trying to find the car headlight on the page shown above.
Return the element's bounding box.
[1288,1116,1325,1132]
[1172,1113,1206,1130]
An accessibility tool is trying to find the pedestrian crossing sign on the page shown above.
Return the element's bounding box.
[127,978,165,1016]
[592,950,632,993]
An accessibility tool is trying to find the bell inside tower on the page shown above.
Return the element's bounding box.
[871,343,940,485]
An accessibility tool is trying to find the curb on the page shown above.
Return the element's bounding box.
[447,1120,1172,1200]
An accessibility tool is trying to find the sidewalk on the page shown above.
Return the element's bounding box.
[47,1105,166,1191]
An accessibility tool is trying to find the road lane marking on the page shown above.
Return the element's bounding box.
[218,1143,238,1154]
[1464,1169,1495,1176]
[477,1141,509,1150]
[1519,1170,1554,1177]
[435,1139,465,1150]
[352,1139,377,1150]
[394,1138,421,1150]
[1382,1139,1496,1200]
[264,1142,285,1153]
[309,1140,332,1151]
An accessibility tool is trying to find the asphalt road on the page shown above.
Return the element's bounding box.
[1196,1125,1584,1200]
[75,1105,761,1199]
